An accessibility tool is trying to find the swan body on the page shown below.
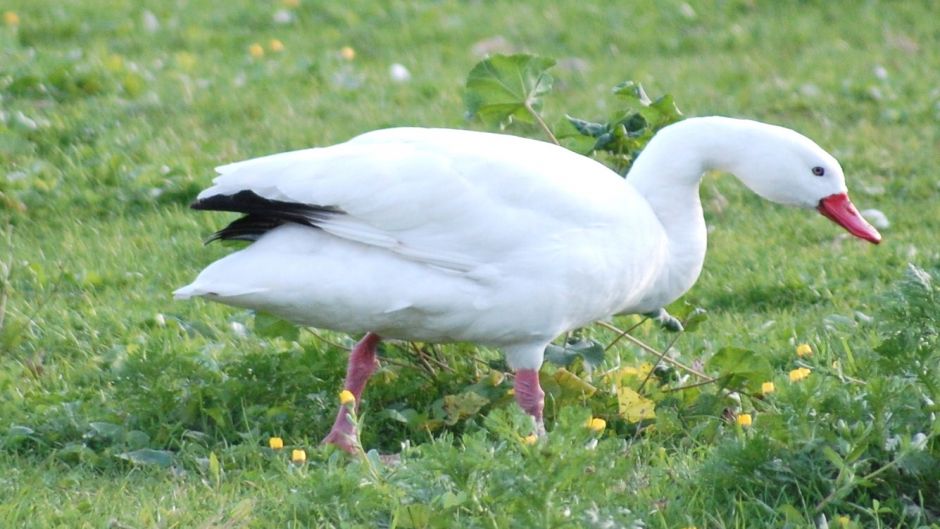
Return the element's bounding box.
[175,116,881,450]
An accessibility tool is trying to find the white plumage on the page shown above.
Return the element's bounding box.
[175,117,880,450]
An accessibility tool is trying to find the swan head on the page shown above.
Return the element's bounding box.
[718,119,881,244]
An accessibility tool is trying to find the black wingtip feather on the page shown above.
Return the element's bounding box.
[193,190,344,243]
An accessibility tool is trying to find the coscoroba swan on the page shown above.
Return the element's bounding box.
[174,117,881,452]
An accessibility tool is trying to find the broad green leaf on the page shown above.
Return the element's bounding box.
[617,387,656,422]
[544,338,605,370]
[116,448,174,467]
[465,54,555,127]
[612,80,652,105]
[648,94,682,123]
[705,347,773,392]
[253,311,300,341]
[566,115,608,137]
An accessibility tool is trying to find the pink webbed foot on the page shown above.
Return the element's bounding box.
[320,332,381,453]
[514,368,546,436]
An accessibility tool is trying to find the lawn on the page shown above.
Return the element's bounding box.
[1,0,939,527]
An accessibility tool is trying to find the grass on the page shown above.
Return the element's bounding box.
[2,0,939,527]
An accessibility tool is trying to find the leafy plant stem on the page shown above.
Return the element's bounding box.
[595,320,710,380]
[376,355,435,382]
[661,376,721,393]
[637,326,686,393]
[409,341,454,375]
[603,317,648,352]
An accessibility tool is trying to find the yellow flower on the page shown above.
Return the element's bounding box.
[339,389,355,406]
[789,367,811,382]
[761,381,776,395]
[269,39,285,52]
[586,417,606,433]
[291,449,307,463]
[339,46,356,60]
[521,434,538,446]
[3,11,19,27]
[268,436,284,449]
[248,43,264,58]
[836,515,851,527]
[736,413,753,427]
[796,343,813,357]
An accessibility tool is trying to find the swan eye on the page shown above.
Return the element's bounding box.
[812,166,825,177]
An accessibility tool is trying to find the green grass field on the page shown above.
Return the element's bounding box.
[2,1,939,527]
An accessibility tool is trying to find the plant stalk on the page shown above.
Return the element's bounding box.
[595,320,711,380]
[524,102,560,146]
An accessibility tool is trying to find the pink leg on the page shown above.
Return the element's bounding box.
[514,369,546,436]
[321,332,381,453]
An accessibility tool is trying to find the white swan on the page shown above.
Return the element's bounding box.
[175,116,881,451]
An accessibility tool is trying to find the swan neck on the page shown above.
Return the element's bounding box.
[627,116,746,197]
[621,117,747,312]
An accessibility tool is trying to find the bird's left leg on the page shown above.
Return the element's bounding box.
[513,369,546,436]
[644,308,683,332]
[321,332,381,453]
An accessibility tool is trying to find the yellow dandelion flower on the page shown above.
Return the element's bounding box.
[268,436,284,449]
[269,39,285,52]
[836,515,851,527]
[796,343,813,357]
[3,11,19,27]
[789,367,811,382]
[736,413,752,427]
[248,43,264,58]
[761,381,776,395]
[291,448,307,463]
[339,46,356,60]
[586,417,606,433]
[339,389,355,406]
[521,434,538,446]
